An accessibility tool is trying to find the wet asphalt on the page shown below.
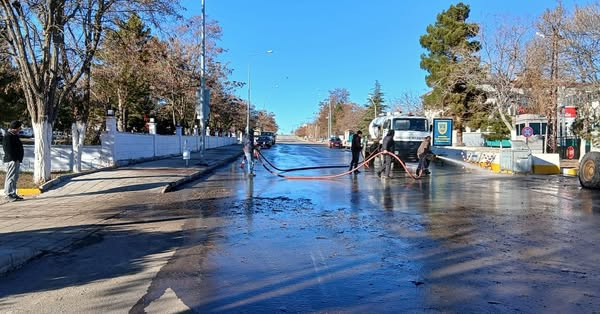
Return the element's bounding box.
[1,142,599,313]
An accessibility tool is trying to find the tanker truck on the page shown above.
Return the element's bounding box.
[366,112,430,160]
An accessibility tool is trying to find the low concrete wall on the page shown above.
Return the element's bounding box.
[433,146,561,175]
[532,153,560,174]
[1,145,105,172]
[1,118,238,172]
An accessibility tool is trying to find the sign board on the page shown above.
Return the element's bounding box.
[432,119,453,146]
[522,126,534,138]
[565,106,577,119]
[567,146,575,159]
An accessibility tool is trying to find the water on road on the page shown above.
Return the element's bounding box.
[1,142,599,313]
[139,143,600,313]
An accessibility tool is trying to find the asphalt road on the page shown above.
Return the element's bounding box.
[1,142,599,313]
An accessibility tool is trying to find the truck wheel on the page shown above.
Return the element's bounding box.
[579,152,600,189]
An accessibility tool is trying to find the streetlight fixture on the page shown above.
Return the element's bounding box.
[246,50,273,136]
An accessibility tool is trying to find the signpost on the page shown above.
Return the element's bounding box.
[522,126,534,145]
[433,119,453,146]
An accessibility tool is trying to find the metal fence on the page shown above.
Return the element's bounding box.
[557,136,581,160]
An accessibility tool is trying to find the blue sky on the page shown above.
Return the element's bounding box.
[181,0,587,134]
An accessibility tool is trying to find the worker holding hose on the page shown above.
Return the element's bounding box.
[243,130,256,176]
[416,136,434,175]
[377,129,395,178]
[349,130,363,174]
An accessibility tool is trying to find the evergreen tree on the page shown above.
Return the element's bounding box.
[420,2,485,145]
[358,80,386,134]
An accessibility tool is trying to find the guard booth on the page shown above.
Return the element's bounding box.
[512,114,547,153]
[500,140,532,174]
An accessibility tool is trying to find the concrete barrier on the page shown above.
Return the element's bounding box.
[532,154,560,174]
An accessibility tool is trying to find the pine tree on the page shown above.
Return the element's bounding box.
[420,2,484,145]
[358,80,386,134]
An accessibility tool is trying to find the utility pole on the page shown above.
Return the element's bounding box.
[197,0,208,157]
[328,100,332,138]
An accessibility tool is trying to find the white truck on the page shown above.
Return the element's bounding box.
[367,112,430,160]
[342,129,354,149]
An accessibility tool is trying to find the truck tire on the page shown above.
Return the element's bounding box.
[579,152,600,189]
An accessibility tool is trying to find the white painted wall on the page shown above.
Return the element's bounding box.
[1,117,238,172]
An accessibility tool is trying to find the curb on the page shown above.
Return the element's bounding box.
[16,188,42,196]
[161,151,243,193]
[562,167,578,176]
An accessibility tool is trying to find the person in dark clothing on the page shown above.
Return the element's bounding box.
[3,120,24,201]
[416,136,433,175]
[377,129,395,178]
[242,130,255,176]
[349,130,363,174]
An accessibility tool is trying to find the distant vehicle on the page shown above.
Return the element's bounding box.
[329,136,342,148]
[256,136,273,148]
[18,127,34,138]
[342,130,354,148]
[261,131,276,145]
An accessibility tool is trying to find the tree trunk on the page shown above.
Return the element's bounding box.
[117,89,125,132]
[456,116,464,146]
[71,121,86,173]
[497,99,515,133]
[32,119,53,184]
[72,69,91,173]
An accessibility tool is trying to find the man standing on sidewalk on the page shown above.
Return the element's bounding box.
[3,120,24,201]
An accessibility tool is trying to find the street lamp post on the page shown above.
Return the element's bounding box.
[328,100,332,138]
[246,50,273,136]
[197,0,208,158]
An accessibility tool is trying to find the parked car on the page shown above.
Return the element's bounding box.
[256,136,273,148]
[261,131,276,145]
[329,136,342,148]
[18,127,34,138]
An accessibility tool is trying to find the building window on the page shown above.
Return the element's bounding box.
[530,123,541,135]
[516,123,525,136]
[541,123,547,135]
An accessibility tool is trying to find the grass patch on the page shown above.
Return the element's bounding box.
[0,171,70,189]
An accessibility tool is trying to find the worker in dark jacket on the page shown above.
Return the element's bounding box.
[348,130,363,174]
[3,120,24,201]
[377,129,395,178]
[242,130,255,176]
[416,136,433,175]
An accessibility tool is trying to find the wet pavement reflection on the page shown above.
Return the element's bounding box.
[138,143,600,313]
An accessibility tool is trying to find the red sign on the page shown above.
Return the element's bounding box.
[565,106,577,119]
[522,126,534,138]
[567,146,575,159]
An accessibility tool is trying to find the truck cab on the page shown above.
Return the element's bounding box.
[368,112,430,160]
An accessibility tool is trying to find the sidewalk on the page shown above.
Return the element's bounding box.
[0,144,243,275]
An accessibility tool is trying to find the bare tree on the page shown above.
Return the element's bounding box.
[388,92,424,115]
[481,18,530,133]
[563,4,600,84]
[0,0,180,182]
[521,4,569,153]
